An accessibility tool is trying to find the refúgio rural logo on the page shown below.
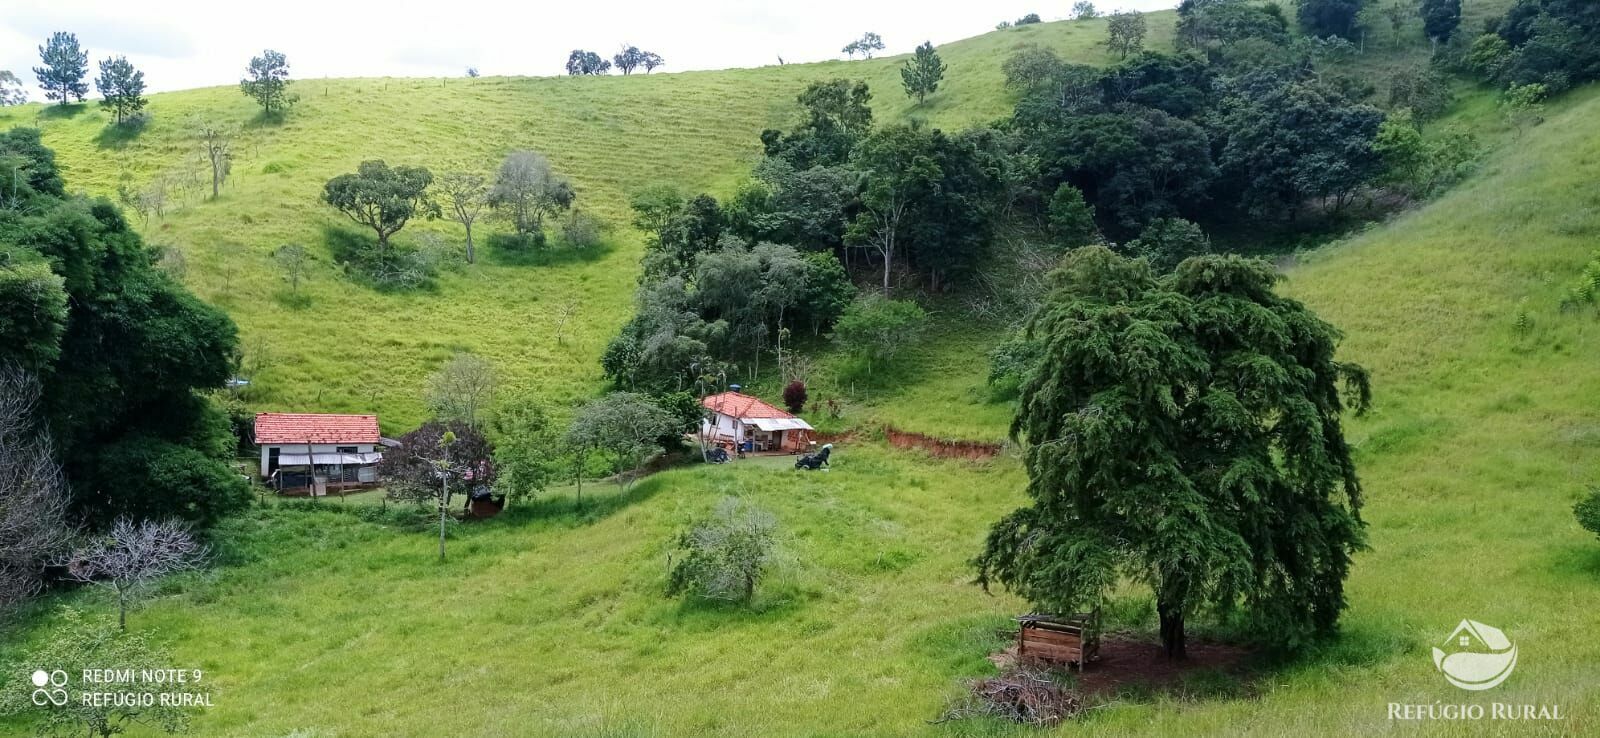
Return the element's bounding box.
[1432,619,1517,691]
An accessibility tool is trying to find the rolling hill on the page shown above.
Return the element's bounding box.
[4,3,1599,735]
[7,87,1599,730]
[0,13,1178,433]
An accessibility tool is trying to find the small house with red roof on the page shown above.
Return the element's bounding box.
[701,390,815,453]
[255,412,383,494]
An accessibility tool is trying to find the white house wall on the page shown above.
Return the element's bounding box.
[260,443,377,477]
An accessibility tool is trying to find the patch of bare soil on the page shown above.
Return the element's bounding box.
[991,633,1256,700]
[884,426,1003,459]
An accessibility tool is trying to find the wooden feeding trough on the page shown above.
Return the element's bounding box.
[1015,612,1101,671]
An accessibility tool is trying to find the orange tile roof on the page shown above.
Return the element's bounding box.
[700,392,795,420]
[254,413,380,445]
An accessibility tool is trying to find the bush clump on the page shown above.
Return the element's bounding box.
[667,497,777,602]
[1576,487,1600,540]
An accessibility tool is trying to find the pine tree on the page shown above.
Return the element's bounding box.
[33,32,89,105]
[95,56,147,125]
[975,247,1371,659]
[900,41,946,105]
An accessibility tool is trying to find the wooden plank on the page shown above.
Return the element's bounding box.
[1018,644,1084,663]
[1023,630,1084,645]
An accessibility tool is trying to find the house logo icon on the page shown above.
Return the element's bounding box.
[1432,620,1517,691]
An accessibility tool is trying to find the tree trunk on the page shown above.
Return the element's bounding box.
[117,587,127,630]
[1157,597,1186,660]
[438,476,448,562]
[464,222,475,264]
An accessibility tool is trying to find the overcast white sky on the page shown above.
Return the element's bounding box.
[2,0,1178,96]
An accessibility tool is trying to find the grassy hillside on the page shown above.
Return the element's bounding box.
[0,14,1175,432]
[6,3,1599,735]
[3,73,1598,738]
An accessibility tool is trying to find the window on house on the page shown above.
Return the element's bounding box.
[337,446,357,453]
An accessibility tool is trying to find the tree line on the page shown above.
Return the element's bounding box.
[566,46,666,76]
[16,31,300,124]
[0,129,244,620]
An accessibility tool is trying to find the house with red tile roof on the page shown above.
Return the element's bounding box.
[255,413,383,494]
[700,391,814,453]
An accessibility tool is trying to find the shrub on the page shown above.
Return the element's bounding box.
[986,338,1042,402]
[561,209,604,249]
[782,381,807,414]
[1126,218,1210,272]
[667,497,777,602]
[1468,33,1512,79]
[1576,487,1600,540]
[830,294,929,375]
[1047,183,1097,246]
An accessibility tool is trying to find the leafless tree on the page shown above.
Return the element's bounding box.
[438,171,489,264]
[858,187,909,296]
[193,117,233,199]
[425,352,497,427]
[0,366,74,617]
[554,298,579,345]
[274,243,310,296]
[240,336,273,383]
[488,150,574,237]
[119,173,172,224]
[62,517,206,630]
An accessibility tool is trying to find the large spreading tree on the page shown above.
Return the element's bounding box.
[975,246,1371,659]
[322,160,436,255]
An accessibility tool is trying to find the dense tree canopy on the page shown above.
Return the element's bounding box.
[1296,0,1366,40]
[0,129,242,528]
[1421,0,1463,43]
[605,229,852,392]
[1486,0,1600,92]
[1035,107,1216,236]
[1214,76,1384,218]
[1177,0,1290,55]
[976,246,1371,658]
[761,79,874,170]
